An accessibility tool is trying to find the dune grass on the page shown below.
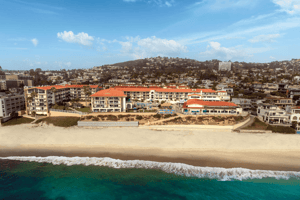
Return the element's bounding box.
[243,117,295,134]
[1,117,34,126]
[35,117,80,127]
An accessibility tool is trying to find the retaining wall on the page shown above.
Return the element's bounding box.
[77,121,139,127]
[142,125,234,130]
[239,130,272,134]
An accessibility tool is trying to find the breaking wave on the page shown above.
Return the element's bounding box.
[1,156,299,181]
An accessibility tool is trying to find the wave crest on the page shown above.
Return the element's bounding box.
[1,156,299,181]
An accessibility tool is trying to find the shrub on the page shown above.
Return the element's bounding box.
[186,116,192,120]
[92,118,99,121]
[86,116,92,119]
[164,114,172,119]
[153,114,161,119]
[234,116,244,122]
[31,111,36,117]
[266,125,295,134]
[107,115,118,121]
[212,116,218,120]
[136,115,143,120]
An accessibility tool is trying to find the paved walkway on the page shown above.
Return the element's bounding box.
[234,115,255,131]
[69,107,82,113]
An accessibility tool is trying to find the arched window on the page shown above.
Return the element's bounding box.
[293,116,297,121]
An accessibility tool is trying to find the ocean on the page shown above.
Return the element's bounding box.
[1,156,300,200]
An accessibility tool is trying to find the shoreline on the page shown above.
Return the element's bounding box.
[1,124,300,172]
[1,147,300,172]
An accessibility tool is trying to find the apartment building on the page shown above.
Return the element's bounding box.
[0,94,25,122]
[90,88,127,112]
[24,84,102,115]
[0,80,18,90]
[6,74,34,86]
[114,87,231,103]
[68,85,101,100]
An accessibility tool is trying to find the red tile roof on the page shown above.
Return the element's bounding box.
[65,84,100,88]
[155,89,216,93]
[112,87,216,93]
[188,94,201,96]
[116,88,154,92]
[90,88,126,97]
[35,85,101,90]
[183,99,238,108]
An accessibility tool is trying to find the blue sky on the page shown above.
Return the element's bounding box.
[1,0,300,70]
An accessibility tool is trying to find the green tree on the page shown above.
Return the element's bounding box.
[83,86,91,107]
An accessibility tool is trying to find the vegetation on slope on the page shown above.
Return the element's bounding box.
[243,117,295,134]
[1,117,34,126]
[35,117,80,127]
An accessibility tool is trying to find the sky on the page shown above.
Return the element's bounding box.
[1,0,300,70]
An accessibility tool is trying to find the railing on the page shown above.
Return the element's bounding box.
[50,109,88,115]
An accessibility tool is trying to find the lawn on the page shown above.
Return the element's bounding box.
[76,107,91,113]
[1,117,34,126]
[35,117,80,127]
[242,117,295,134]
[51,104,72,110]
[243,118,268,130]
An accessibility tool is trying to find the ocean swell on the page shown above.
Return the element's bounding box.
[1,156,299,181]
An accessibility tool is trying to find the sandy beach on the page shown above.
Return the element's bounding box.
[1,124,300,171]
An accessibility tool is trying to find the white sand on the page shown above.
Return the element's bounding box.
[1,124,300,170]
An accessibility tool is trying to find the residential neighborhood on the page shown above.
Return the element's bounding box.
[1,57,300,133]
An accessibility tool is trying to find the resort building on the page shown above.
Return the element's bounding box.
[114,86,230,103]
[0,94,25,122]
[24,84,102,115]
[182,99,241,115]
[90,88,127,112]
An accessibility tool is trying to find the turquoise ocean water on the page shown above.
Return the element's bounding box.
[1,156,300,200]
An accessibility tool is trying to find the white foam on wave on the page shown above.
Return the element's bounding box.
[1,156,299,181]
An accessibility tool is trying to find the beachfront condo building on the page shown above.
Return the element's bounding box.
[182,99,242,115]
[113,86,230,103]
[0,94,25,122]
[24,84,102,115]
[90,88,127,112]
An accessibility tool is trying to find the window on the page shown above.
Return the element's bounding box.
[293,116,298,121]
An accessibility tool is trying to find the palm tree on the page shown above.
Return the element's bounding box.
[50,87,57,94]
